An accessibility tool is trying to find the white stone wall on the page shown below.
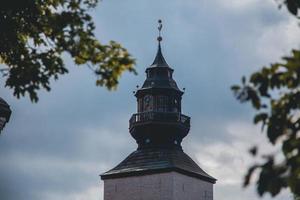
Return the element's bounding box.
[103,172,213,200]
[173,172,213,200]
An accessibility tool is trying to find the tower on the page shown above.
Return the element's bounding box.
[101,20,216,200]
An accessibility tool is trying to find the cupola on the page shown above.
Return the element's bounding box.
[129,20,189,150]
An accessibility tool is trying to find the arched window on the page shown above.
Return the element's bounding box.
[156,95,168,112]
[143,95,153,111]
[173,98,179,112]
[168,71,171,78]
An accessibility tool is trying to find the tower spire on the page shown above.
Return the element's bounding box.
[151,19,169,67]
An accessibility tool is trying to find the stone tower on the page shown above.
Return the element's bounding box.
[101,20,216,200]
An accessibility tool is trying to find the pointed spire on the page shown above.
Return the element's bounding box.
[151,19,169,67]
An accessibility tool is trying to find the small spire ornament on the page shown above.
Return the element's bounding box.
[157,19,163,42]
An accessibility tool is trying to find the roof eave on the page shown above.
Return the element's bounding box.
[100,167,217,184]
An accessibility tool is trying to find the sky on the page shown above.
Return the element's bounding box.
[1,0,300,200]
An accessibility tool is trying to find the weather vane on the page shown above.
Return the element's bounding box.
[157,19,163,42]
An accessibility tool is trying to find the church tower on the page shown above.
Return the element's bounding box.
[101,20,216,200]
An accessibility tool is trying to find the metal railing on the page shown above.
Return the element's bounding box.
[129,111,190,128]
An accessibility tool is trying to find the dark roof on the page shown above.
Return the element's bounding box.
[141,78,180,91]
[0,97,9,107]
[137,43,182,92]
[0,97,11,120]
[150,43,170,68]
[101,148,216,183]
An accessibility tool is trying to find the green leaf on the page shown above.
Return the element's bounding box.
[0,0,136,102]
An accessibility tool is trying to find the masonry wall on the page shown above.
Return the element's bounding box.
[103,172,213,200]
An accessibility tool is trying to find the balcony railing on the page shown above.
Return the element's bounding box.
[129,111,190,129]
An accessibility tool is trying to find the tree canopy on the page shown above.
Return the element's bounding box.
[0,0,136,102]
[232,0,300,197]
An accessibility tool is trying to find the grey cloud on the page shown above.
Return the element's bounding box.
[0,0,296,199]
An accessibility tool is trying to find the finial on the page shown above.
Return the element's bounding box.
[157,19,163,42]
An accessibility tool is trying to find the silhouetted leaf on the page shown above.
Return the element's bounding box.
[254,113,268,124]
[286,0,299,16]
[242,76,246,84]
[244,164,259,187]
[249,146,258,156]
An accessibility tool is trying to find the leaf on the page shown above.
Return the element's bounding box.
[286,0,299,16]
[231,85,240,91]
[248,88,261,109]
[249,146,258,156]
[242,76,246,84]
[244,164,259,187]
[254,113,268,124]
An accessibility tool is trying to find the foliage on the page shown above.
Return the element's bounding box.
[232,1,300,197]
[278,0,300,16]
[0,0,136,102]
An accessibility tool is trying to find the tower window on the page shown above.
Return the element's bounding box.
[143,95,153,111]
[173,98,179,112]
[156,95,168,112]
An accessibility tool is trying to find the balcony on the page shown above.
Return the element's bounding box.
[129,111,190,130]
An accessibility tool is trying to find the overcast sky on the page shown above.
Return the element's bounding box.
[1,0,300,200]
